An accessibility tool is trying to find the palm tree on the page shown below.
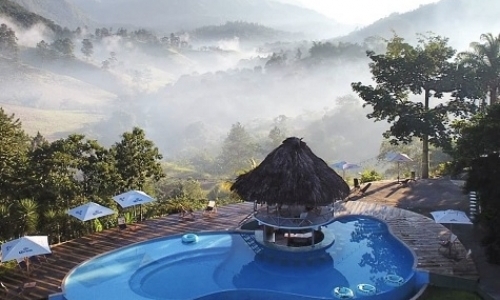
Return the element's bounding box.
[458,33,500,106]
[14,199,39,236]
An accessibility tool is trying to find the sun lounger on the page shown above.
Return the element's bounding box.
[438,234,458,257]
[1,281,24,297]
[179,205,196,220]
[202,201,217,216]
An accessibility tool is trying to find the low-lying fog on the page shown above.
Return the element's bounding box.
[2,0,500,167]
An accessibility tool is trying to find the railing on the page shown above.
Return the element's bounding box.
[254,205,334,228]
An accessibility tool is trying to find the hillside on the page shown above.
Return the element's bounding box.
[14,0,94,29]
[188,21,303,44]
[0,103,105,140]
[340,0,500,49]
[68,0,351,39]
[0,0,61,32]
[0,57,116,111]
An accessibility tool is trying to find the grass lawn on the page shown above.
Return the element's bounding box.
[420,286,483,299]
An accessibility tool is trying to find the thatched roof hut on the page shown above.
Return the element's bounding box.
[231,137,350,206]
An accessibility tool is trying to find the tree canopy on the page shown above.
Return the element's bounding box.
[352,34,479,178]
[458,33,500,106]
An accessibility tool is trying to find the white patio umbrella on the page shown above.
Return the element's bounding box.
[430,209,472,225]
[331,161,348,170]
[1,236,51,273]
[112,190,155,221]
[342,163,361,179]
[331,161,361,178]
[68,202,115,222]
[386,152,413,182]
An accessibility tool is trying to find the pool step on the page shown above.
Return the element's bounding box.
[240,233,263,254]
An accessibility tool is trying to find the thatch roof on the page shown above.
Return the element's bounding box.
[230,137,350,206]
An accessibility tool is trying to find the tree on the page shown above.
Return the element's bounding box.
[52,38,74,57]
[217,122,258,174]
[351,34,473,179]
[0,108,30,200]
[81,38,93,58]
[458,33,500,105]
[0,23,18,58]
[36,40,53,61]
[451,104,500,167]
[112,127,164,191]
[265,52,287,72]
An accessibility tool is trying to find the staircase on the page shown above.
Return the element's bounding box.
[240,233,263,254]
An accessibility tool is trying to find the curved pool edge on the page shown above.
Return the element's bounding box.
[61,217,422,300]
[332,214,420,270]
[60,230,242,297]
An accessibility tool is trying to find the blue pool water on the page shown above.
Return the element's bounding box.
[62,215,419,300]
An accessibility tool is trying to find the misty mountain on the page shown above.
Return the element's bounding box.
[340,0,500,49]
[0,0,62,32]
[188,21,303,44]
[14,0,95,29]
[67,0,351,39]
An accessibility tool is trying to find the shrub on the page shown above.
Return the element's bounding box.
[361,169,383,183]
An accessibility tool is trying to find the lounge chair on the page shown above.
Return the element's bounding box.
[1,281,24,298]
[16,258,30,275]
[28,256,44,270]
[179,204,195,220]
[438,234,458,257]
[202,200,217,216]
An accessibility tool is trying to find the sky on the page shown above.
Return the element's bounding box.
[292,0,440,25]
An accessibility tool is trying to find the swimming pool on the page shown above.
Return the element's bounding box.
[62,215,419,300]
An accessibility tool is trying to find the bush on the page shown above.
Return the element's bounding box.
[360,169,383,183]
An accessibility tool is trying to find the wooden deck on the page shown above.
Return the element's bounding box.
[0,181,478,299]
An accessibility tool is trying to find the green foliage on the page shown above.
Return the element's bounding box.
[112,127,165,190]
[190,21,290,42]
[465,154,500,263]
[52,38,74,57]
[81,39,93,58]
[360,170,383,183]
[352,33,479,178]
[378,139,450,178]
[265,52,287,71]
[0,107,30,200]
[0,0,62,33]
[309,41,366,60]
[451,104,500,167]
[217,122,259,175]
[0,23,18,58]
[458,33,500,105]
[206,181,234,201]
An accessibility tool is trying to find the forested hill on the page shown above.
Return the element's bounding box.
[340,0,500,49]
[0,0,62,32]
[13,0,94,29]
[189,21,303,43]
[66,0,350,38]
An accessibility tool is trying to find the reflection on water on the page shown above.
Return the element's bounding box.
[63,216,416,300]
[330,216,414,289]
